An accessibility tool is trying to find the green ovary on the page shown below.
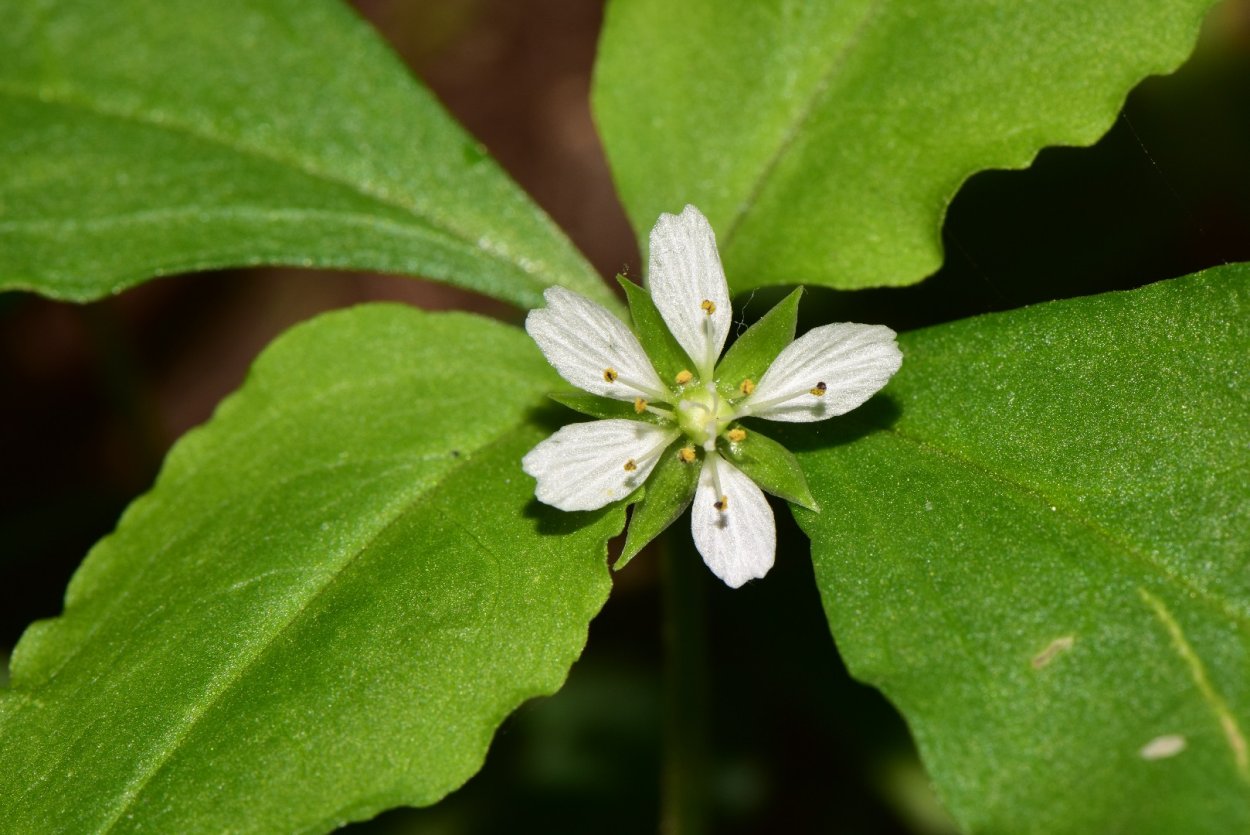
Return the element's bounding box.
[673,383,735,449]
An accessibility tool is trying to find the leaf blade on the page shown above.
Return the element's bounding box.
[595,0,1216,292]
[791,267,1250,832]
[0,307,621,832]
[0,0,616,310]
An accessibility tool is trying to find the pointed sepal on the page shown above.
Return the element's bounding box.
[716,427,818,511]
[619,275,698,389]
[616,439,700,569]
[714,288,802,400]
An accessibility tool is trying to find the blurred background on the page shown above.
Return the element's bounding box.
[3,1,1249,832]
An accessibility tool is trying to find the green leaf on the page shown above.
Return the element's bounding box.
[618,440,700,568]
[0,0,617,312]
[714,287,801,397]
[595,0,1215,292]
[0,307,623,832]
[620,275,696,385]
[791,267,1250,833]
[717,428,816,511]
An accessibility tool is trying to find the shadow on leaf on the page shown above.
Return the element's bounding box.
[766,394,902,454]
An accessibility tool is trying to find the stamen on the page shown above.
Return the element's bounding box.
[634,397,647,414]
[675,369,693,385]
[599,368,668,401]
[726,428,746,443]
[624,430,682,481]
[738,378,755,396]
[707,454,727,512]
[735,379,835,418]
[678,446,697,464]
[700,299,717,316]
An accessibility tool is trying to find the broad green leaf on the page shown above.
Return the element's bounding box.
[792,267,1250,833]
[594,0,1215,292]
[618,440,700,568]
[0,0,617,311]
[620,276,697,386]
[0,306,623,833]
[714,287,801,397]
[717,428,816,512]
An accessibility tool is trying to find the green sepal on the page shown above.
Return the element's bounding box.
[717,427,818,511]
[547,391,670,425]
[617,439,700,569]
[714,288,802,398]
[619,275,697,387]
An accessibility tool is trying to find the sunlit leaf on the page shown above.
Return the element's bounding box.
[595,0,1215,292]
[793,267,1250,833]
[0,0,615,310]
[0,306,622,832]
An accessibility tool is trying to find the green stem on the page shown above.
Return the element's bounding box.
[661,533,710,835]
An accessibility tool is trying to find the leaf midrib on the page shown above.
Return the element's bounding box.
[0,81,548,287]
[720,0,885,251]
[93,426,525,833]
[834,415,1250,631]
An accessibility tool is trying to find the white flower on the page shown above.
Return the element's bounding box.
[523,205,902,588]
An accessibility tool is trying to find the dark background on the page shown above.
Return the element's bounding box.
[3,1,1249,832]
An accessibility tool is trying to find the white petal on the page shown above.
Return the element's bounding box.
[691,455,775,588]
[742,323,902,423]
[647,205,731,377]
[522,419,678,512]
[526,287,666,401]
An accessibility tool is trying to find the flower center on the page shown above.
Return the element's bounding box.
[674,382,735,450]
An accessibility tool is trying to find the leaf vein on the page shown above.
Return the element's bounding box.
[90,429,524,832]
[0,83,539,286]
[1138,587,1250,784]
[720,0,885,250]
[871,422,1250,631]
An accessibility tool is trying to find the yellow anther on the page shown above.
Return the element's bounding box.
[713,495,729,511]
[675,369,693,385]
[700,299,717,316]
[677,446,697,464]
[726,428,747,443]
[603,367,618,383]
[634,397,647,414]
[810,381,828,397]
[738,378,755,396]
[623,459,638,472]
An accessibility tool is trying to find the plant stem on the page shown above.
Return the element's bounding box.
[660,533,710,835]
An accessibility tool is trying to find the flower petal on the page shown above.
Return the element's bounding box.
[691,454,775,588]
[522,419,678,512]
[647,205,731,377]
[526,287,667,401]
[742,323,902,423]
